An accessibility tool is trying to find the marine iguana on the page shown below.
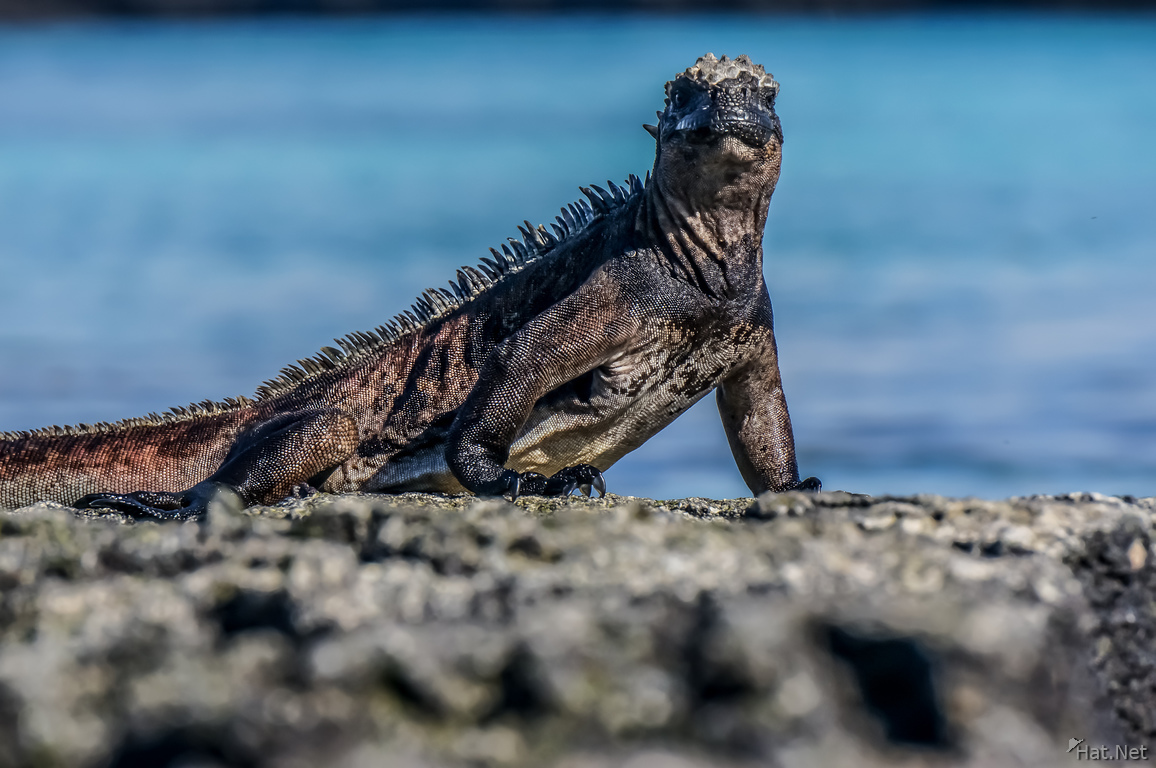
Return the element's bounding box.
[0,53,820,519]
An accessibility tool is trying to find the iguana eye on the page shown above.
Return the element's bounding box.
[671,90,686,109]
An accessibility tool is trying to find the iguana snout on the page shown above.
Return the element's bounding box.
[647,54,784,206]
[657,54,782,150]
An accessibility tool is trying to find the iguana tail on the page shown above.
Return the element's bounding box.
[0,408,253,509]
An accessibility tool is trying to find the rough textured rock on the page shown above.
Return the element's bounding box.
[0,490,1153,767]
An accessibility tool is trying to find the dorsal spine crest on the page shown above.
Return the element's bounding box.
[0,175,645,442]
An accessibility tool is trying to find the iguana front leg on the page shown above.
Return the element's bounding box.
[716,356,821,495]
[76,409,359,520]
[446,276,640,498]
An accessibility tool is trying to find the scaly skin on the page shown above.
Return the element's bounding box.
[0,53,820,519]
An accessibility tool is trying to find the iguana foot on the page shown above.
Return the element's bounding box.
[499,464,607,500]
[792,476,822,492]
[547,464,607,498]
[75,481,242,521]
[290,482,321,499]
[272,482,322,508]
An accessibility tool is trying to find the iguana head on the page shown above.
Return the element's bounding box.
[648,54,782,203]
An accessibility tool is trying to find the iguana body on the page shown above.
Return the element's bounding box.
[0,54,819,518]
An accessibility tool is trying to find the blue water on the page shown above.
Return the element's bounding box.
[1,15,1154,500]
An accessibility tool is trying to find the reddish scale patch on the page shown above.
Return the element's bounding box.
[0,409,257,507]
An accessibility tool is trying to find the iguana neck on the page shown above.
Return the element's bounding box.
[636,171,772,300]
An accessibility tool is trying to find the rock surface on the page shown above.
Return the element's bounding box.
[0,490,1153,767]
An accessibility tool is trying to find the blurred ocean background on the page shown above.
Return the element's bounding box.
[0,15,1153,500]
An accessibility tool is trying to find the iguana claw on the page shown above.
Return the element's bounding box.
[501,464,606,500]
[75,481,242,521]
[544,464,606,498]
[501,470,548,501]
[793,476,822,492]
[290,482,321,499]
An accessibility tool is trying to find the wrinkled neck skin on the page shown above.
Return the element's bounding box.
[637,136,781,300]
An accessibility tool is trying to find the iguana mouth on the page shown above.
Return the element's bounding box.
[673,109,778,148]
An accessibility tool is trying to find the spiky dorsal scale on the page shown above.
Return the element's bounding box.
[476,261,499,281]
[421,290,445,313]
[516,223,540,253]
[579,187,607,214]
[485,250,508,275]
[590,184,615,206]
[520,221,547,252]
[467,266,496,291]
[508,240,529,265]
[536,225,558,249]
